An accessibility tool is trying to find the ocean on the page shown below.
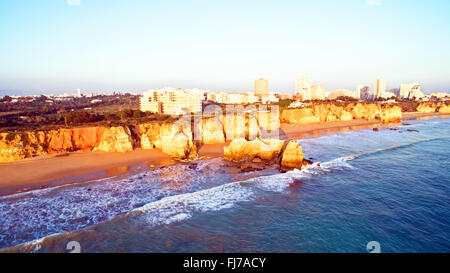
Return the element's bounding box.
[1,116,449,253]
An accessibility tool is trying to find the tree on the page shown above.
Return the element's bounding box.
[116,110,128,120]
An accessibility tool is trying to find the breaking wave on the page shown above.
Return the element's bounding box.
[1,154,357,252]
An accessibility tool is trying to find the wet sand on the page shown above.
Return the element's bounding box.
[0,149,176,196]
[1,111,448,196]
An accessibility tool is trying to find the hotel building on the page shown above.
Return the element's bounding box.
[140,87,205,115]
[254,78,269,96]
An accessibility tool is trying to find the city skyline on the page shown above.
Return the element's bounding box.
[1,0,450,95]
[0,76,438,98]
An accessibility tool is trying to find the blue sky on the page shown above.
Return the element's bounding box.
[1,0,450,95]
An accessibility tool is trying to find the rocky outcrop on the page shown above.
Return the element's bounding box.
[257,110,281,136]
[280,140,306,170]
[223,112,260,141]
[138,123,161,149]
[246,112,259,140]
[201,117,225,144]
[224,113,246,140]
[350,103,380,120]
[160,121,197,160]
[380,106,402,123]
[47,127,106,153]
[282,103,403,124]
[92,126,134,153]
[0,133,28,162]
[438,102,450,113]
[0,102,417,163]
[415,102,450,114]
[281,108,320,124]
[0,126,134,162]
[224,138,306,170]
[224,138,285,162]
[417,102,437,113]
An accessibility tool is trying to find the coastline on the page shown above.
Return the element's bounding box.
[1,111,448,196]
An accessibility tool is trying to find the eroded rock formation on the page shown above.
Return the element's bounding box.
[439,102,450,113]
[160,121,197,160]
[280,140,306,170]
[223,137,306,171]
[224,138,285,162]
[281,103,402,124]
[417,102,437,113]
[92,126,133,153]
[416,102,450,114]
[4,101,446,163]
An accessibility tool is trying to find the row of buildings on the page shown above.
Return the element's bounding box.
[140,86,281,115]
[140,87,205,115]
[373,79,425,100]
[140,77,445,114]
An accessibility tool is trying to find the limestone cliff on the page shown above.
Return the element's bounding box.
[0,102,415,163]
[160,121,197,160]
[138,123,161,149]
[416,102,450,114]
[200,117,225,144]
[438,102,450,113]
[281,103,402,124]
[380,105,402,123]
[92,126,133,153]
[417,102,437,113]
[0,127,107,162]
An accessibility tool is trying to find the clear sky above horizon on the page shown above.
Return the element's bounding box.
[1,0,450,95]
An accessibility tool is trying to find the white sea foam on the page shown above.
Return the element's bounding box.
[0,151,381,252]
[127,155,360,227]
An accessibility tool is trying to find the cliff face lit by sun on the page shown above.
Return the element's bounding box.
[416,102,450,113]
[1,102,445,163]
[280,103,402,125]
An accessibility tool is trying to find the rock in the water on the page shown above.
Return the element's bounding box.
[224,138,285,162]
[252,157,263,163]
[280,140,305,170]
[224,138,307,171]
[240,164,265,172]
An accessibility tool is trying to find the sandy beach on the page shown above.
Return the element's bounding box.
[1,111,448,196]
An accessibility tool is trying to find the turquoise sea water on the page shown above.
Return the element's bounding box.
[1,116,449,252]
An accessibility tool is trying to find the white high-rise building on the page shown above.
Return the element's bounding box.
[374,79,386,98]
[254,78,269,96]
[296,76,312,101]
